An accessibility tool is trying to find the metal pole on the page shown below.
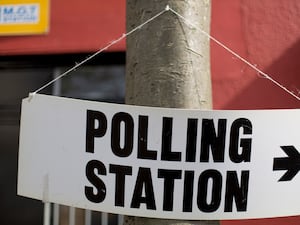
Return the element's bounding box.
[43,202,51,225]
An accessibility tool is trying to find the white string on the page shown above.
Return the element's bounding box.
[168,7,300,101]
[32,4,300,101]
[32,7,168,95]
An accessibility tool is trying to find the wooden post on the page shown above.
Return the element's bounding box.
[125,0,219,225]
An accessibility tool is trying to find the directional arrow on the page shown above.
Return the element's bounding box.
[273,145,300,182]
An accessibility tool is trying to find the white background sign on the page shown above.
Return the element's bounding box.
[18,94,300,220]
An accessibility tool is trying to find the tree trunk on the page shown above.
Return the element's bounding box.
[126,0,212,109]
[125,0,218,225]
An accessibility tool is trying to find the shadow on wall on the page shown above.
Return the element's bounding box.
[225,39,300,109]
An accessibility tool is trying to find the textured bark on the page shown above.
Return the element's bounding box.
[125,0,217,225]
[126,0,212,109]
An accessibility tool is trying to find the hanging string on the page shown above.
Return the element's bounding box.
[31,7,168,95]
[32,5,300,101]
[168,7,300,101]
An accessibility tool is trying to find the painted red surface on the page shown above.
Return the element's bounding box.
[0,0,126,54]
[211,0,300,109]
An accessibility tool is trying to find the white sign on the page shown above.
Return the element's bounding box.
[0,4,39,24]
[0,0,49,35]
[18,94,300,220]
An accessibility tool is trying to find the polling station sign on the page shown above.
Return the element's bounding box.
[0,0,49,35]
[18,94,300,220]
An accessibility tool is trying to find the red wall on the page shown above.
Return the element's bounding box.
[0,0,125,54]
[211,0,300,109]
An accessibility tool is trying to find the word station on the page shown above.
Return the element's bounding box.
[84,110,252,213]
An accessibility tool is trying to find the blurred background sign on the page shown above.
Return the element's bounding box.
[0,0,49,35]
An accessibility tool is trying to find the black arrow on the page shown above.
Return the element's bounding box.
[273,146,300,182]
